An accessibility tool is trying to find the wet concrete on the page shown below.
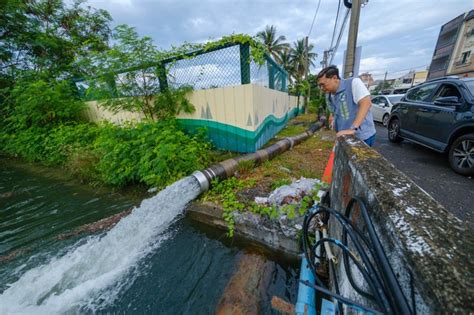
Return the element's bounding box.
[186,201,300,258]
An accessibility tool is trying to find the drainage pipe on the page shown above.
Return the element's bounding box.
[192,120,325,194]
[296,255,317,315]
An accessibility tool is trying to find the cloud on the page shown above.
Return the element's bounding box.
[360,56,402,74]
[86,0,473,79]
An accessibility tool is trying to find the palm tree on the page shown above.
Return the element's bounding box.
[256,25,289,64]
[279,48,295,85]
[290,39,317,82]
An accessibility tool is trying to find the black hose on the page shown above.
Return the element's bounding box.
[347,197,412,315]
[313,207,393,313]
[341,228,375,300]
[341,206,377,300]
[301,199,413,315]
[314,237,392,314]
[299,280,383,315]
[330,259,344,315]
[303,203,386,311]
[302,210,327,288]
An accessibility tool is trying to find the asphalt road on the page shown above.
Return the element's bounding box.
[372,124,473,227]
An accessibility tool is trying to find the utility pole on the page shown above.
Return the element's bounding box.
[321,50,329,68]
[304,36,310,114]
[382,71,387,87]
[344,0,362,78]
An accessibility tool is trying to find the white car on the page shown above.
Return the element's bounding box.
[370,94,404,126]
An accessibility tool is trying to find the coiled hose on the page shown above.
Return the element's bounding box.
[301,197,413,315]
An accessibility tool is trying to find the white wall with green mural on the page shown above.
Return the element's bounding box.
[177,84,300,152]
[84,84,300,152]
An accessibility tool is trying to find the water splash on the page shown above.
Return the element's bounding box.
[0,176,201,314]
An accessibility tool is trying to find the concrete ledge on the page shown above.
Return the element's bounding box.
[186,201,300,257]
[329,136,474,313]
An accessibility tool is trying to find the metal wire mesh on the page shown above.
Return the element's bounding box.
[166,45,241,90]
[75,43,288,97]
[250,59,270,88]
[249,48,287,91]
[115,66,161,97]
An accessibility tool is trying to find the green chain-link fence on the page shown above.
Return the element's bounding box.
[75,42,288,99]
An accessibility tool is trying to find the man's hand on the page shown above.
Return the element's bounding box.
[336,129,355,137]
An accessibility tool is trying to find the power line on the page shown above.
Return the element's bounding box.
[329,0,342,51]
[329,8,350,65]
[308,0,322,37]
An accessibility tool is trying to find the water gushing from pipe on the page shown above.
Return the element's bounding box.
[0,176,201,314]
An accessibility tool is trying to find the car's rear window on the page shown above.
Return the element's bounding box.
[387,95,403,103]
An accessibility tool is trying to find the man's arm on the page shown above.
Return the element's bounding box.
[351,95,372,128]
[336,79,372,137]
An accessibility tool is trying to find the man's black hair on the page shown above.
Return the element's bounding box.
[317,65,340,79]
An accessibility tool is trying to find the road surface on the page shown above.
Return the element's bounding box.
[372,124,473,227]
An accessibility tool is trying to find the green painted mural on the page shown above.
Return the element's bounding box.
[178,107,302,152]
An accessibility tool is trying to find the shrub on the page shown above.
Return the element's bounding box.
[0,118,212,189]
[93,119,212,188]
[7,79,85,130]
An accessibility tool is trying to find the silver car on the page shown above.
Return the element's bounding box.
[371,94,404,126]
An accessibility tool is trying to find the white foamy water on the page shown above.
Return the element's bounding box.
[0,176,201,314]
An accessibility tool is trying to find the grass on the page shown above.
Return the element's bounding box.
[204,113,335,204]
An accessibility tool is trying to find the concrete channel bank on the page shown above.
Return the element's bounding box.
[329,137,474,313]
[187,136,474,313]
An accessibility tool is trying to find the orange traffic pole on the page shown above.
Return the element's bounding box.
[322,145,335,184]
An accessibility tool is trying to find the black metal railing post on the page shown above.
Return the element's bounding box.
[240,43,250,85]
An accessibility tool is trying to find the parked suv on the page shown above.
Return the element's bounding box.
[388,76,474,175]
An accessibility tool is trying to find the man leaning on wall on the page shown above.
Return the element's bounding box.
[317,65,376,147]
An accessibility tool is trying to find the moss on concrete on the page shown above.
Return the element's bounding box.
[330,136,474,313]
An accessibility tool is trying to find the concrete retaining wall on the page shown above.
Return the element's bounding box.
[186,201,300,257]
[329,136,474,313]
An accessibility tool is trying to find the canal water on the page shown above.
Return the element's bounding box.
[0,158,297,314]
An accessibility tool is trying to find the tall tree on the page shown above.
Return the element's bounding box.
[290,39,317,82]
[256,25,289,64]
[279,48,295,85]
[80,25,194,121]
[0,0,112,81]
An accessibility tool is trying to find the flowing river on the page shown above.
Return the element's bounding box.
[0,158,297,314]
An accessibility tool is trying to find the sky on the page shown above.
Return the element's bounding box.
[87,0,474,80]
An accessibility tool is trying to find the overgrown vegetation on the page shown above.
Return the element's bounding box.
[1,1,272,191]
[201,114,334,236]
[2,78,86,131]
[77,24,197,120]
[202,177,255,237]
[202,173,329,237]
[0,119,212,188]
[0,1,333,216]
